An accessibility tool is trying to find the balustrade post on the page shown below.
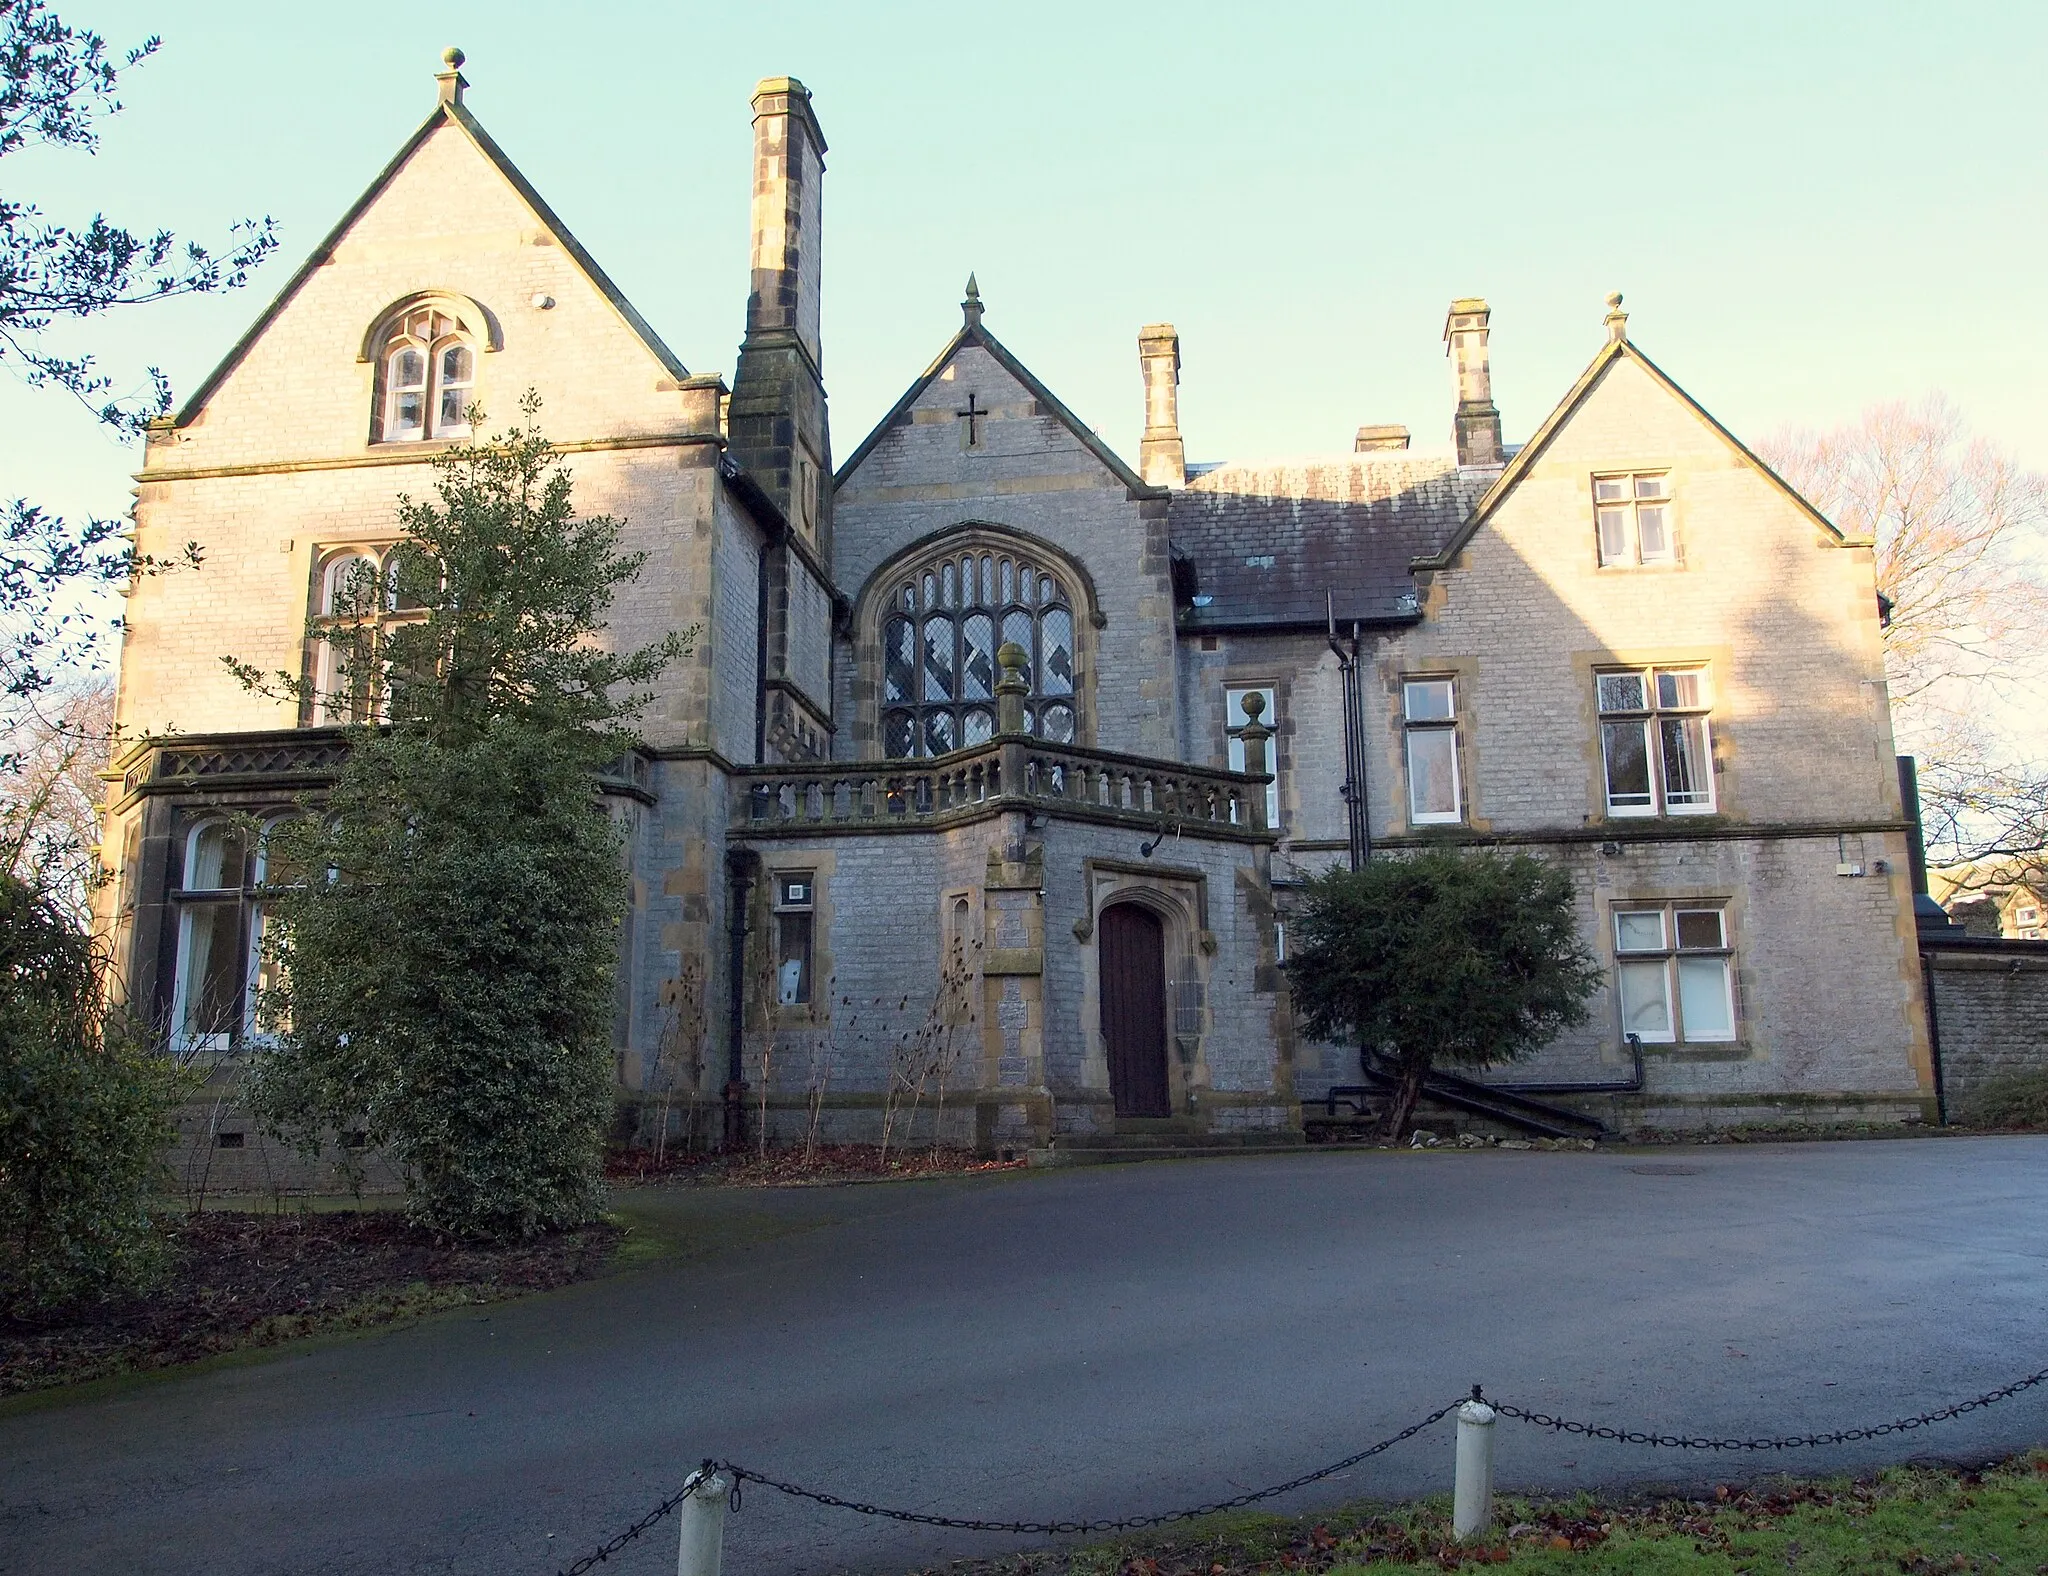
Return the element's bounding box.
[1238,691,1273,832]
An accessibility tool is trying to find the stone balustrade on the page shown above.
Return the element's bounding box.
[735,737,1270,838]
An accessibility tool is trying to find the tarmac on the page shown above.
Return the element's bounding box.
[3,1136,2044,1575]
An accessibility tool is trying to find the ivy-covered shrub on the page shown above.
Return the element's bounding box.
[0,873,184,1312]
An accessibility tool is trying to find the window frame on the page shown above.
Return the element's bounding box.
[1400,675,1464,826]
[1224,684,1282,831]
[1592,471,1676,568]
[307,544,431,726]
[169,815,299,1055]
[370,304,480,445]
[771,871,816,1007]
[1596,664,1716,818]
[877,545,1080,759]
[1611,901,1737,1046]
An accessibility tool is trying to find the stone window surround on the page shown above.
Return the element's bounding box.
[359,291,501,448]
[302,541,426,727]
[1592,468,1678,569]
[1400,673,1464,827]
[1597,888,1754,1059]
[167,809,298,1056]
[1596,662,1717,819]
[848,523,1103,761]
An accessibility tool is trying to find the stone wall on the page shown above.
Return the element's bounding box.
[1924,941,2048,1111]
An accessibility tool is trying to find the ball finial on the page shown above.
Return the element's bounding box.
[1605,291,1623,312]
[442,46,466,69]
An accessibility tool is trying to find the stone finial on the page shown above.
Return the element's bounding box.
[1238,691,1273,828]
[436,46,468,108]
[995,640,1029,734]
[963,273,984,329]
[1604,291,1629,344]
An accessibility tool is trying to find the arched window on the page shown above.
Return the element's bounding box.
[308,545,431,725]
[880,547,1077,758]
[371,304,477,443]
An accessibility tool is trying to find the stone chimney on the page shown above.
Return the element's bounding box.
[1354,424,1411,452]
[1443,297,1504,468]
[728,77,832,549]
[1137,324,1185,489]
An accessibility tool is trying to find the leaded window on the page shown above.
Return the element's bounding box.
[881,550,1077,757]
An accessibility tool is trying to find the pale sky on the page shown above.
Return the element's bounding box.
[8,0,2046,532]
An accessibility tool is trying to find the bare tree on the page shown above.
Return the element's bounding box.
[0,675,112,923]
[1760,397,2048,870]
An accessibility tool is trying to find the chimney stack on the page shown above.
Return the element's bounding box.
[1443,298,1503,468]
[1137,324,1185,489]
[729,77,832,548]
[1354,424,1411,452]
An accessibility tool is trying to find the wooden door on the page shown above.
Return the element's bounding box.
[1100,903,1170,1118]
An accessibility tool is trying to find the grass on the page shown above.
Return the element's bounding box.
[935,1456,2048,1576]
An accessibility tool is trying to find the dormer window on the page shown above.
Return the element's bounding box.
[373,305,477,443]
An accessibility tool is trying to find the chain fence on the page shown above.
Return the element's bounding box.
[557,1359,2048,1574]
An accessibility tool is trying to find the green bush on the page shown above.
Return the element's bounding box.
[0,873,184,1312]
[1287,847,1602,1138]
[1957,1068,2048,1130]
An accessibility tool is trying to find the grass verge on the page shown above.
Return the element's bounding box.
[923,1456,2048,1575]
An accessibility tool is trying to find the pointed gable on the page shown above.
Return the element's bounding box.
[158,93,690,467]
[1414,337,1849,571]
[835,316,1156,500]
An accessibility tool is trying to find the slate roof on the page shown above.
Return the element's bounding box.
[1169,453,1497,631]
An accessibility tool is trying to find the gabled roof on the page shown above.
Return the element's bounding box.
[1412,337,1851,570]
[834,315,1160,498]
[172,98,689,427]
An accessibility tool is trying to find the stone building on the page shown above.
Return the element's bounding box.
[99,57,1935,1170]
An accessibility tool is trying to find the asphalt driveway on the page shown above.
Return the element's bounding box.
[4,1137,2045,1575]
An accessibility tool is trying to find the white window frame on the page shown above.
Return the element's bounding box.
[1596,665,1716,818]
[772,871,816,1007]
[1224,685,1281,831]
[1593,471,1675,567]
[1401,676,1463,826]
[372,305,478,445]
[308,544,430,726]
[1612,902,1737,1045]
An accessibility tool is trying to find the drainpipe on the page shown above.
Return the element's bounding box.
[1326,592,1369,871]
[723,848,758,1151]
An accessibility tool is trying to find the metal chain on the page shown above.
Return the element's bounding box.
[558,1463,715,1576]
[556,1359,2048,1571]
[713,1400,1462,1536]
[1484,1362,2048,1452]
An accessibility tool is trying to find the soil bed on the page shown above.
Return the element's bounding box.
[1,1210,620,1397]
[607,1142,1026,1189]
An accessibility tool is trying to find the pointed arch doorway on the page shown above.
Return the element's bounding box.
[1100,902,1171,1118]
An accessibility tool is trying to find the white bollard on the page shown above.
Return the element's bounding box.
[1452,1396,1496,1541]
[678,1469,731,1576]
